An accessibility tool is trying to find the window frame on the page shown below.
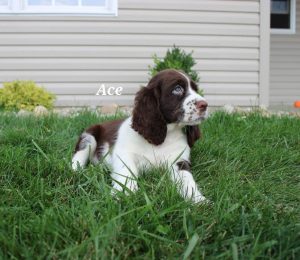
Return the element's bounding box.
[0,0,118,16]
[271,0,296,35]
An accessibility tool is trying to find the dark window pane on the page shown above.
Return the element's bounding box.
[271,14,290,29]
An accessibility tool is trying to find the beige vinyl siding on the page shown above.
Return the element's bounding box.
[270,2,300,106]
[0,0,261,107]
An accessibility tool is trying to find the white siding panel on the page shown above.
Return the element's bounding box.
[0,59,259,72]
[113,10,260,24]
[201,83,258,95]
[0,22,259,36]
[205,95,259,106]
[0,71,259,83]
[271,63,300,70]
[120,0,260,13]
[270,3,300,106]
[270,75,300,82]
[0,34,259,48]
[0,0,261,107]
[0,46,259,60]
[270,96,300,104]
[0,9,260,24]
[55,95,135,107]
[199,72,258,83]
[272,89,300,95]
[270,56,300,64]
[271,82,299,89]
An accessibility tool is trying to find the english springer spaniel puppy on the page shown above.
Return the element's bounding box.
[72,69,208,203]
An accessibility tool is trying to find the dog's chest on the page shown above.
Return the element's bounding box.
[135,133,189,167]
[113,118,190,166]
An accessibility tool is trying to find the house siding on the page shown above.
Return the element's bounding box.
[270,2,300,106]
[0,0,261,107]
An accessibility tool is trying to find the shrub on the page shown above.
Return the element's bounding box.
[0,80,55,111]
[149,45,200,83]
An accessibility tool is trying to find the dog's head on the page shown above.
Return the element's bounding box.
[132,69,208,147]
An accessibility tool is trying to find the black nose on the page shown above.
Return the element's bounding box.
[195,101,208,111]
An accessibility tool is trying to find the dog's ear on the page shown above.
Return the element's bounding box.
[132,84,167,145]
[185,125,201,147]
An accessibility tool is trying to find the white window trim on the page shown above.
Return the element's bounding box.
[271,0,296,34]
[0,0,118,16]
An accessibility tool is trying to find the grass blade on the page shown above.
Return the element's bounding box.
[231,242,239,260]
[32,139,50,161]
[183,233,200,260]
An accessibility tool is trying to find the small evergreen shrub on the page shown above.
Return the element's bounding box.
[149,46,201,85]
[0,80,55,111]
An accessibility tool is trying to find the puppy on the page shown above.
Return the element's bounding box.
[72,69,208,203]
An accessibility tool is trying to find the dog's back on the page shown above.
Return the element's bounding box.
[72,119,124,170]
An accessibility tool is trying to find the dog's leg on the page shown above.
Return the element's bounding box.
[72,133,97,170]
[170,160,207,203]
[111,154,139,195]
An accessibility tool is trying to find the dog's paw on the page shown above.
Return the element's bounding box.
[111,180,138,197]
[192,195,213,205]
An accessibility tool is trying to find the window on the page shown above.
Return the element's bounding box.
[271,0,296,34]
[0,0,117,15]
[0,0,9,11]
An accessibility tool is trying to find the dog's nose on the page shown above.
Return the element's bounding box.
[195,100,208,111]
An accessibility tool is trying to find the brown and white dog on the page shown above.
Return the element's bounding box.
[72,69,208,203]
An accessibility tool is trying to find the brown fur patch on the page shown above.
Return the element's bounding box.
[74,119,124,160]
[176,160,191,171]
[132,86,167,145]
[185,125,201,148]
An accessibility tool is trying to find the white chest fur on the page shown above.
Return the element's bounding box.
[112,117,190,169]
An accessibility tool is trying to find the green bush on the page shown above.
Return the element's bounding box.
[149,46,201,84]
[0,80,55,111]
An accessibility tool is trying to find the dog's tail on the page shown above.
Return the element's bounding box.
[72,132,97,171]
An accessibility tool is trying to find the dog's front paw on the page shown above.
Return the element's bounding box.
[111,180,138,196]
[192,195,213,205]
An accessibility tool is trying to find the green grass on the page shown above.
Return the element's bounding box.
[0,111,299,259]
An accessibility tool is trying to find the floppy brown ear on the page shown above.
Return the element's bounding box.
[132,87,167,145]
[185,125,201,147]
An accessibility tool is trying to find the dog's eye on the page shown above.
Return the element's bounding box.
[172,85,184,95]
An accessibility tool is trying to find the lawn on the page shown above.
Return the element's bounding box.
[0,111,299,259]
